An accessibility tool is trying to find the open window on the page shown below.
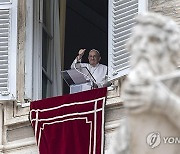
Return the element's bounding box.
[63,0,147,94]
[63,0,108,94]
[31,0,147,99]
[33,0,62,100]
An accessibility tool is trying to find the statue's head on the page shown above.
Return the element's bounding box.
[122,13,180,114]
[127,13,180,76]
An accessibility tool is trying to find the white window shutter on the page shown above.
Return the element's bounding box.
[0,0,17,100]
[108,0,147,80]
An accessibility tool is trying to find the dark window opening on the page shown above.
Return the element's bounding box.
[63,0,108,94]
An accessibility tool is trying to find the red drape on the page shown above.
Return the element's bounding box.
[30,87,107,154]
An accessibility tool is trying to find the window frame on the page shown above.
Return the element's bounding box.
[24,0,33,101]
[32,0,43,100]
[41,0,54,98]
[32,0,62,100]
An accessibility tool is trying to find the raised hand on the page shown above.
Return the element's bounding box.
[77,49,86,60]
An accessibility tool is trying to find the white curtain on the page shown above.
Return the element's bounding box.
[52,0,62,96]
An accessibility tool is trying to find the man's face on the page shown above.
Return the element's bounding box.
[88,50,101,66]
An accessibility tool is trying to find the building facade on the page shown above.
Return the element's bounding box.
[0,0,179,153]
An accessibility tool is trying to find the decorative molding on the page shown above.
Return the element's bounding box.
[0,137,37,151]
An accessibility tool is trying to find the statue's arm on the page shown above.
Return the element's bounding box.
[122,80,180,129]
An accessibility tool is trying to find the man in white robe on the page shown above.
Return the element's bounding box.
[71,49,108,92]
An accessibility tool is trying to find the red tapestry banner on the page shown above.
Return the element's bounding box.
[30,87,107,154]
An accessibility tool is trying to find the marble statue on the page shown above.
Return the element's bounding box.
[107,12,180,154]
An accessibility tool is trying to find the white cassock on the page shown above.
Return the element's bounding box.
[70,59,107,93]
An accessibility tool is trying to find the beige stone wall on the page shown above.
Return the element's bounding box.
[17,0,25,102]
[149,0,180,25]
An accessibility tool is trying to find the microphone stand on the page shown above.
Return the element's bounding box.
[73,61,97,90]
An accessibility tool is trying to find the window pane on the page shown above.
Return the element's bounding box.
[42,29,50,71]
[43,0,51,31]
